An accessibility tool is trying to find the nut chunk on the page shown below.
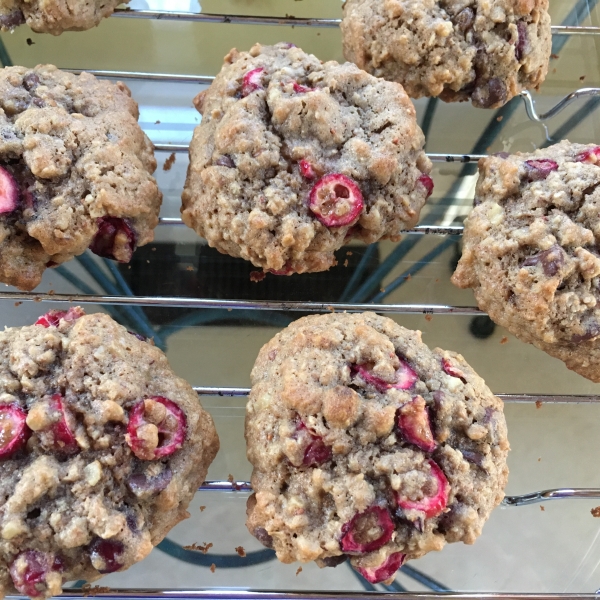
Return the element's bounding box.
[182,43,432,276]
[246,312,509,583]
[453,141,600,382]
[0,309,219,599]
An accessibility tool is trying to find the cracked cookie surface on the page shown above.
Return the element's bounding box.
[0,309,219,599]
[341,0,551,109]
[245,312,508,583]
[453,141,600,381]
[182,43,432,275]
[0,0,128,34]
[0,65,162,291]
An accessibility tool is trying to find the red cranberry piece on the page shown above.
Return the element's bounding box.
[442,358,467,383]
[396,396,437,453]
[576,146,600,164]
[525,159,559,181]
[515,21,529,61]
[299,159,317,180]
[417,174,434,198]
[395,460,449,518]
[0,166,19,215]
[89,539,124,574]
[127,467,172,497]
[356,552,406,584]
[294,418,332,467]
[242,67,265,97]
[355,357,418,393]
[89,217,137,263]
[45,394,78,453]
[340,506,394,554]
[9,550,63,597]
[292,82,315,94]
[267,264,294,276]
[0,404,29,459]
[35,307,84,328]
[309,174,364,227]
[126,397,187,460]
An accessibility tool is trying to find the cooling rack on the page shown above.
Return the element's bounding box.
[1,0,600,597]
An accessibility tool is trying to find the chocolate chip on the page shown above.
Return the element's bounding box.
[127,468,172,497]
[32,97,44,108]
[571,319,600,343]
[472,78,507,108]
[22,73,39,92]
[460,448,485,467]
[321,554,348,568]
[521,244,565,277]
[454,7,475,33]
[254,527,274,549]
[215,155,235,168]
[515,22,529,61]
[0,10,25,29]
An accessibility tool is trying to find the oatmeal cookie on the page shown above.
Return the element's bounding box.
[181,43,432,275]
[245,312,509,583]
[0,65,162,291]
[453,141,600,381]
[0,0,128,35]
[0,308,219,599]
[341,0,551,109]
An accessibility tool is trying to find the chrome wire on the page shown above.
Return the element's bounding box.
[64,69,213,84]
[111,8,600,36]
[0,292,482,314]
[521,88,600,122]
[193,387,600,404]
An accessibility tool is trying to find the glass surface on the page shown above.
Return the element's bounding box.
[1,0,600,594]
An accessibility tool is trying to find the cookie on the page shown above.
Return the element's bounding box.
[0,0,128,35]
[245,312,509,583]
[0,308,219,599]
[181,43,432,275]
[341,0,551,109]
[453,141,600,381]
[0,65,162,291]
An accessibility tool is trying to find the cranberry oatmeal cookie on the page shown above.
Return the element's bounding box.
[341,0,551,109]
[0,308,219,599]
[246,312,509,583]
[453,141,600,381]
[0,65,162,291]
[181,43,432,275]
[0,0,129,35]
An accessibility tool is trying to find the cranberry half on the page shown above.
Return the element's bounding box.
[355,357,418,393]
[356,552,406,584]
[9,550,64,597]
[309,174,364,227]
[35,307,84,328]
[395,460,449,518]
[0,404,29,459]
[294,419,332,467]
[242,67,265,97]
[89,538,125,574]
[126,397,187,460]
[0,166,19,215]
[442,358,467,383]
[577,146,600,164]
[89,217,136,263]
[340,506,394,554]
[524,159,558,181]
[293,82,315,94]
[396,396,437,453]
[417,174,434,198]
[45,394,78,453]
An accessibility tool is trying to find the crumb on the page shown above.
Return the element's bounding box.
[435,278,439,283]
[424,314,433,322]
[184,542,213,554]
[538,457,541,462]
[591,507,600,517]
[48,290,55,295]
[500,337,508,345]
[155,120,161,124]
[163,152,176,171]
[186,266,194,271]
[535,400,543,409]
[580,75,586,81]
[346,251,353,256]
[210,563,216,573]
[496,116,503,122]
[296,567,303,576]
[34,297,41,302]
[82,585,112,597]
[152,247,156,252]
[551,53,559,59]
[250,270,266,283]
[380,288,385,293]
[405,274,412,281]
[228,474,241,491]
[228,308,232,312]
[26,38,34,46]
[343,259,349,267]
[14,302,21,307]
[199,506,206,512]
[235,546,246,557]
[540,506,545,512]
[552,68,557,74]
[146,260,150,264]
[326,305,335,313]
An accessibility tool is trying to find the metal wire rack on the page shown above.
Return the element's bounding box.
[2,1,600,598]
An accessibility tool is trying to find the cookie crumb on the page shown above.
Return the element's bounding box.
[184,542,213,554]
[26,38,35,46]
[405,274,412,281]
[14,302,21,307]
[591,507,600,517]
[228,474,241,490]
[424,314,433,322]
[199,506,206,512]
[82,585,112,597]
[346,251,353,256]
[500,337,508,345]
[163,152,176,171]
[535,400,543,409]
[210,563,216,573]
[343,259,349,267]
[186,266,194,272]
[296,567,303,576]
[538,457,541,461]
[235,546,246,557]
[496,116,503,122]
[48,290,55,295]
[551,53,559,59]
[250,270,266,283]
[540,505,545,512]
[580,76,586,81]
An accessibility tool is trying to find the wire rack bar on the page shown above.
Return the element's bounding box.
[192,387,600,404]
[0,292,482,315]
[64,69,213,84]
[111,9,600,36]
